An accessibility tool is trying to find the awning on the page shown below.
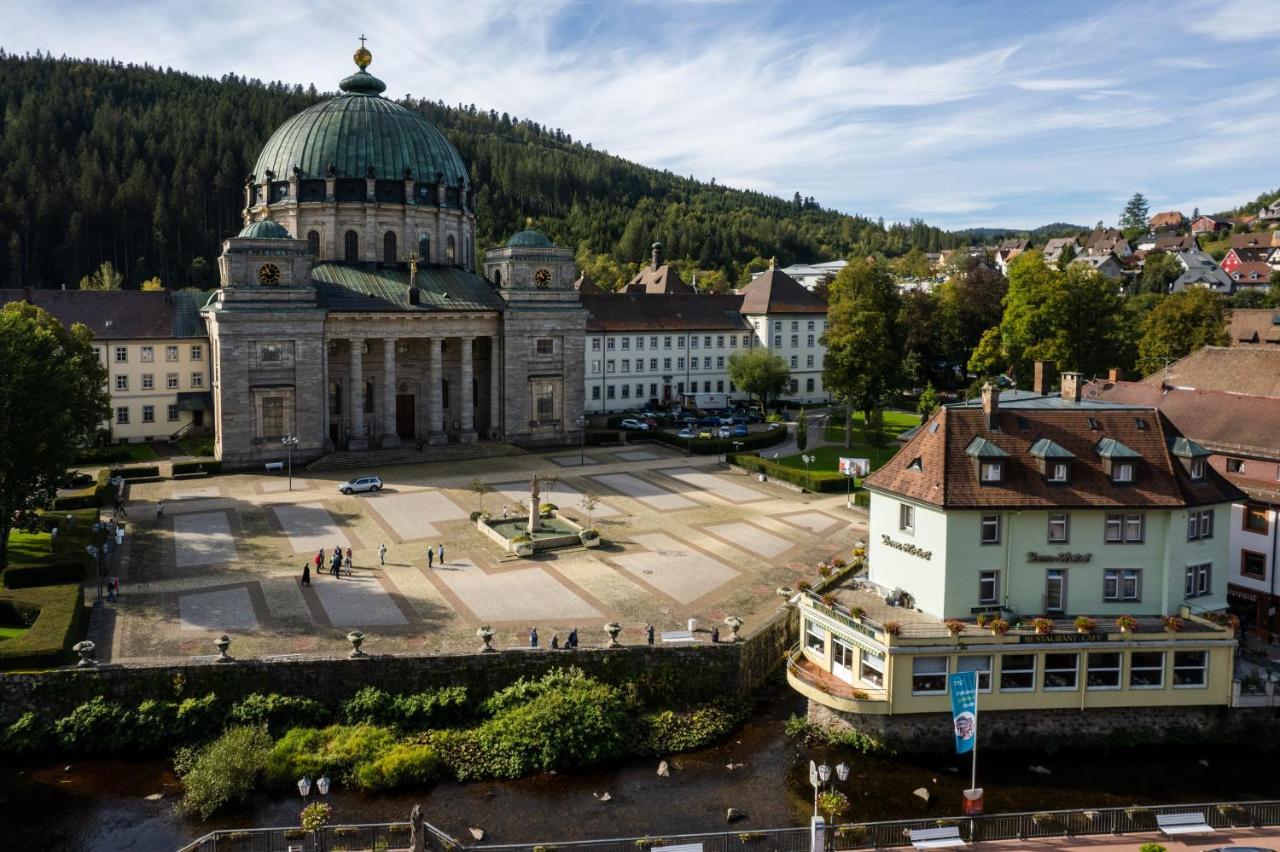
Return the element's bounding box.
[176,392,213,411]
[1228,585,1263,603]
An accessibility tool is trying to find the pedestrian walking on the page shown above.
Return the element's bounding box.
[568,628,578,649]
[427,546,434,569]
[502,505,509,519]
[437,543,445,566]
[530,626,539,649]
[646,624,655,645]
[344,555,353,576]
[156,500,164,519]
[345,547,352,564]
[550,634,560,650]
[710,626,720,644]
[107,576,116,602]
[50,527,58,550]
[378,543,387,565]
[315,549,324,574]
[301,562,311,586]
[118,496,128,517]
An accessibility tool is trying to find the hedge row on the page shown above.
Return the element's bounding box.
[115,465,160,480]
[729,452,851,493]
[0,584,87,670]
[2,558,85,589]
[52,469,112,511]
[71,445,136,465]
[172,460,221,476]
[646,426,788,455]
[583,430,622,446]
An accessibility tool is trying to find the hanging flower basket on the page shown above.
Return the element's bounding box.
[1032,617,1054,635]
[1163,615,1184,632]
[1074,616,1097,634]
[989,618,1010,636]
[1116,615,1138,633]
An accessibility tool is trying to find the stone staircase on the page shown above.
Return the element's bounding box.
[305,441,526,473]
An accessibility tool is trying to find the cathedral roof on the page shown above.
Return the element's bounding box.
[237,220,293,239]
[506,228,553,248]
[310,263,504,313]
[251,48,469,187]
[738,266,827,314]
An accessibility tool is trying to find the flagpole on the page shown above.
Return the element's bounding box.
[971,681,978,791]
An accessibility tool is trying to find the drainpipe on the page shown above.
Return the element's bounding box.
[1270,502,1279,635]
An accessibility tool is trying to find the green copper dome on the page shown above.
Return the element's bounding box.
[251,52,469,188]
[506,228,553,248]
[237,220,292,239]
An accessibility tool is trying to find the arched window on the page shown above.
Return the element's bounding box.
[383,231,397,265]
[307,230,321,257]
[344,230,359,263]
[446,234,457,265]
[417,233,431,262]
[493,269,502,287]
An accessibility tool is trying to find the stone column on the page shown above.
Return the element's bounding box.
[322,338,333,451]
[348,338,367,450]
[489,336,501,440]
[459,336,476,443]
[428,337,446,446]
[382,338,398,447]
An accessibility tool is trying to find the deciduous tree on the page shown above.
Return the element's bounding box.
[726,348,790,412]
[1136,289,1230,375]
[1138,251,1182,295]
[79,260,123,291]
[823,260,902,445]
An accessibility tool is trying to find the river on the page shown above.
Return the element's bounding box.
[4,689,1279,852]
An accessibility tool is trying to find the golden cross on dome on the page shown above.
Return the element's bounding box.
[359,34,367,48]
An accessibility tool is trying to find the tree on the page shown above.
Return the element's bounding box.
[0,302,110,569]
[795,407,808,452]
[1120,193,1150,230]
[1139,251,1182,295]
[726,348,790,411]
[1136,289,1230,375]
[140,277,165,291]
[864,408,887,448]
[936,257,1006,380]
[1056,242,1077,271]
[470,478,491,514]
[918,383,940,418]
[78,260,123,291]
[823,259,902,446]
[967,326,1005,378]
[891,246,932,279]
[579,490,599,528]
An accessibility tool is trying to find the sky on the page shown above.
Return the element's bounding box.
[5,0,1280,230]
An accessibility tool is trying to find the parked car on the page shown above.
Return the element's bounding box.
[718,416,735,426]
[59,471,94,489]
[339,475,383,494]
[717,426,732,438]
[697,429,713,439]
[767,422,783,430]
[619,418,650,431]
[732,424,749,437]
[698,416,720,427]
[677,428,696,439]
[745,412,764,423]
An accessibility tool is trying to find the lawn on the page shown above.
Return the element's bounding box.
[5,508,100,571]
[122,442,160,461]
[176,435,215,457]
[778,409,920,474]
[0,625,28,642]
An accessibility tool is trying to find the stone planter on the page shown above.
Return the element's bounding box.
[579,531,600,548]
[73,640,97,668]
[347,630,367,658]
[604,622,622,648]
[214,634,233,663]
[514,541,535,558]
[724,615,744,642]
[477,626,496,653]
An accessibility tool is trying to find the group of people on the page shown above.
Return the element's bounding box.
[530,626,579,649]
[302,546,353,586]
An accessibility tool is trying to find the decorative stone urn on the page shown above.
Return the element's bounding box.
[477,626,496,653]
[724,615,745,643]
[603,622,622,648]
[73,639,97,668]
[579,530,600,548]
[214,634,233,663]
[513,538,534,557]
[347,630,367,658]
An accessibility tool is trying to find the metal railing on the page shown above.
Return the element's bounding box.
[178,800,1280,852]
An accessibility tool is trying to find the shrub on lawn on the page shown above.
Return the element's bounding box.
[640,704,745,754]
[0,711,54,754]
[352,742,442,790]
[0,584,87,670]
[2,558,86,589]
[729,453,848,492]
[54,696,131,753]
[264,724,398,789]
[175,726,273,819]
[341,685,471,731]
[171,460,221,476]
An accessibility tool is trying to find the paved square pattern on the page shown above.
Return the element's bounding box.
[616,450,660,462]
[172,486,220,500]
[590,473,698,511]
[705,522,793,558]
[613,533,739,603]
[779,511,842,533]
[273,503,350,555]
[367,492,443,541]
[260,479,302,493]
[312,573,408,627]
[400,489,469,523]
[491,481,620,518]
[658,467,767,504]
[173,511,237,566]
[437,560,602,622]
[178,586,258,631]
[550,455,596,467]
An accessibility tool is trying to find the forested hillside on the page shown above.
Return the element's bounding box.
[0,52,970,291]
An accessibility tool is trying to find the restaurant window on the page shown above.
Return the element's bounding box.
[1087,652,1121,689]
[1129,651,1165,688]
[831,638,854,674]
[957,655,991,692]
[911,657,948,695]
[804,620,825,654]
[860,651,884,688]
[1242,551,1267,581]
[1173,651,1208,688]
[999,654,1036,691]
[1043,653,1079,690]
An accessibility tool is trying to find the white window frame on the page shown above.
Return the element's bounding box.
[804,620,826,654]
[141,405,155,423]
[899,503,915,532]
[140,345,154,362]
[191,372,204,389]
[167,373,179,389]
[1048,462,1069,482]
[957,655,992,692]
[1172,650,1208,688]
[1189,458,1205,479]
[190,344,203,361]
[911,656,949,695]
[978,570,999,605]
[167,404,180,422]
[1129,651,1165,689]
[115,374,129,391]
[1113,462,1134,483]
[1043,652,1079,691]
[1048,513,1069,544]
[859,649,884,688]
[1185,562,1212,598]
[999,653,1036,692]
[980,514,1000,544]
[980,461,1003,482]
[1103,568,1141,602]
[114,346,128,363]
[115,406,129,424]
[1086,652,1122,690]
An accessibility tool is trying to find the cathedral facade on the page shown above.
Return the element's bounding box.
[202,45,584,466]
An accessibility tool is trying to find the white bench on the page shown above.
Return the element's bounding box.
[661,630,696,644]
[264,461,284,472]
[1156,812,1215,836]
[909,826,966,849]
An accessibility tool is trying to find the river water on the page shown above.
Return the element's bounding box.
[4,689,1279,852]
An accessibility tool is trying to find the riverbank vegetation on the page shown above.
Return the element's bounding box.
[0,667,748,818]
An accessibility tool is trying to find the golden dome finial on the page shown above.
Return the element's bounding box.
[525,216,534,228]
[354,34,372,70]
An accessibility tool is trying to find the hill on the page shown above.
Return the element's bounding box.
[0,51,972,292]
[953,222,1088,242]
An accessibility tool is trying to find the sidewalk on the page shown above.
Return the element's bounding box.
[963,826,1278,850]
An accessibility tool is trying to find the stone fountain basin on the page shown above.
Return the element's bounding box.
[478,513,586,554]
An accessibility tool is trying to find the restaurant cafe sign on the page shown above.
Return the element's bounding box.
[1027,551,1093,564]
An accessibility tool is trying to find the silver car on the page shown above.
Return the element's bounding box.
[339,475,383,494]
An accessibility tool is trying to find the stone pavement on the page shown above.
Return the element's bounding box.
[93,441,867,663]
[969,826,1280,850]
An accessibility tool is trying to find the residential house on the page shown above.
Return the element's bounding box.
[1149,211,1185,231]
[1230,232,1279,250]
[789,377,1240,734]
[1083,228,1132,258]
[1257,201,1280,223]
[1226,262,1273,290]
[1170,249,1234,294]
[1088,346,1280,638]
[1228,309,1280,347]
[1191,216,1232,236]
[750,259,847,292]
[1071,253,1124,279]
[1220,246,1269,275]
[1042,237,1080,265]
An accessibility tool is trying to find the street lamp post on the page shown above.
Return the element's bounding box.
[577,414,586,465]
[281,433,300,491]
[802,454,814,479]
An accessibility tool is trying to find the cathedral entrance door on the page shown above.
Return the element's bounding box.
[396,394,416,439]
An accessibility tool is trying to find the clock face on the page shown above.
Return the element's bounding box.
[258,263,282,285]
[534,267,552,288]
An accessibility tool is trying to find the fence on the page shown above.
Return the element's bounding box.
[178,800,1280,852]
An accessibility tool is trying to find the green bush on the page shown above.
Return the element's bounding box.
[583,429,621,446]
[172,460,221,476]
[646,427,788,456]
[115,465,160,480]
[0,584,87,670]
[480,668,594,716]
[176,726,273,819]
[641,704,745,754]
[728,453,848,492]
[352,742,442,791]
[230,693,328,736]
[265,725,398,789]
[0,711,54,754]
[54,696,131,753]
[52,470,113,511]
[132,699,183,751]
[2,558,85,589]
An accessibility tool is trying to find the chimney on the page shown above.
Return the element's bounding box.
[1061,371,1082,403]
[980,382,999,429]
[1108,368,1120,383]
[650,241,664,271]
[1033,360,1049,396]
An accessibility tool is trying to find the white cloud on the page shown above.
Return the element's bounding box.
[1182,0,1280,41]
[1013,77,1113,92]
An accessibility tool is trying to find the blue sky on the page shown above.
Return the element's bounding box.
[7,0,1280,229]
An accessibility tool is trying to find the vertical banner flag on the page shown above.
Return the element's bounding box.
[949,670,978,754]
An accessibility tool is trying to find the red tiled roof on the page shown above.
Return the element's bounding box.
[581,293,752,332]
[739,267,827,314]
[861,401,1241,509]
[1137,346,1280,397]
[1230,231,1278,249]
[1227,308,1280,347]
[624,264,694,295]
[1088,381,1280,457]
[1229,261,1273,283]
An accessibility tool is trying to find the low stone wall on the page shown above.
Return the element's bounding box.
[0,606,799,725]
[809,701,1280,753]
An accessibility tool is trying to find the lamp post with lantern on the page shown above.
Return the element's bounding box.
[281,433,300,491]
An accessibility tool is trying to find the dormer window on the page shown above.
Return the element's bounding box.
[1048,462,1070,483]
[1096,437,1141,485]
[1190,459,1205,480]
[1113,462,1134,483]
[1030,437,1075,484]
[980,462,1004,483]
[965,436,1008,486]
[1172,437,1212,481]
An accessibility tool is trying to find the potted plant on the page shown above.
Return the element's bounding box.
[511,533,534,557]
[831,557,846,569]
[817,562,832,578]
[1116,615,1138,634]
[848,606,865,620]
[976,613,992,628]
[579,528,600,548]
[796,580,812,592]
[883,620,902,637]
[820,593,837,608]
[476,625,496,652]
[1032,617,1054,635]
[1163,615,1184,632]
[989,618,1010,636]
[944,619,966,638]
[1074,616,1097,634]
